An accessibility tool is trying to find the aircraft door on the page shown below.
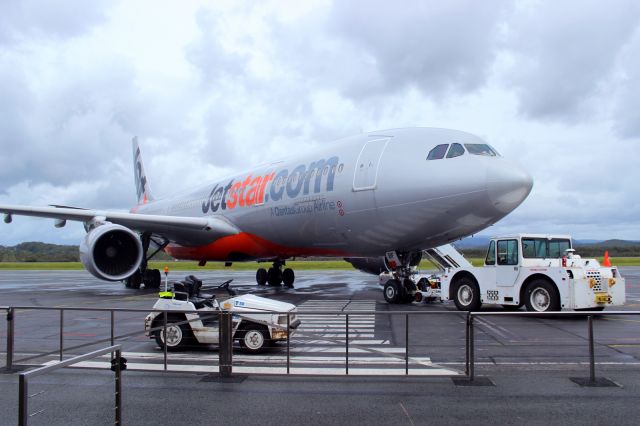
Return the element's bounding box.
[352,138,390,191]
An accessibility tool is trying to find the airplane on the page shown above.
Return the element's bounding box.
[0,127,533,302]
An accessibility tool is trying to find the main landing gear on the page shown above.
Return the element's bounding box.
[256,260,295,288]
[382,251,422,304]
[125,232,169,290]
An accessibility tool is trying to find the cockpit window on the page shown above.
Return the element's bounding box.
[427,144,448,160]
[464,144,499,156]
[446,143,465,158]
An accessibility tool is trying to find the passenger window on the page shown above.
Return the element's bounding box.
[485,240,496,265]
[464,144,499,156]
[427,144,449,160]
[446,143,465,158]
[497,239,518,265]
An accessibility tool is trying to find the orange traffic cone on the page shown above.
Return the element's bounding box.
[603,251,611,267]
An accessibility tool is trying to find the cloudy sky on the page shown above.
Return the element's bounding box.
[1,0,639,245]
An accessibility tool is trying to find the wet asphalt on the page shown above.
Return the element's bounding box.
[0,268,639,425]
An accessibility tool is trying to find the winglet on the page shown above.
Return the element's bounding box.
[132,137,154,205]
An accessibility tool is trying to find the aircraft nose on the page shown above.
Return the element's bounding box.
[487,160,533,213]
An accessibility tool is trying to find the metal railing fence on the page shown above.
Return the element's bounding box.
[3,305,640,383]
[466,310,640,383]
[18,345,124,426]
[2,306,466,376]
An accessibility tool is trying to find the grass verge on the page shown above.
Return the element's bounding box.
[0,257,638,271]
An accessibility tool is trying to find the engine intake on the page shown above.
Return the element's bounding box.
[80,224,143,281]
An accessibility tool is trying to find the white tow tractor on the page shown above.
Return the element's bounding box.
[417,234,625,312]
[144,276,301,353]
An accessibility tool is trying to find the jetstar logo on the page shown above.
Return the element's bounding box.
[202,156,340,213]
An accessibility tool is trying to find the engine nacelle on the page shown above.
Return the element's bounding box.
[80,224,143,281]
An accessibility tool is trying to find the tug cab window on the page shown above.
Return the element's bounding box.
[464,144,499,156]
[485,240,496,265]
[497,239,518,265]
[446,143,465,158]
[427,144,449,160]
[522,238,572,258]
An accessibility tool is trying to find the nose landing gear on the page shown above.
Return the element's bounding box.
[383,251,422,304]
[256,260,295,288]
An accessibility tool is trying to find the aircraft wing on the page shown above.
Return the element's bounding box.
[0,204,240,244]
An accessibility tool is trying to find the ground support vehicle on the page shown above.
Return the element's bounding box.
[431,234,625,312]
[144,276,300,353]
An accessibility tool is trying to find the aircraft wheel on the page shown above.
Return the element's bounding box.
[282,268,295,288]
[452,277,481,311]
[240,324,270,354]
[125,270,142,289]
[524,279,560,312]
[154,319,191,351]
[145,269,162,289]
[256,268,268,286]
[267,268,282,286]
[383,279,402,304]
[402,278,417,303]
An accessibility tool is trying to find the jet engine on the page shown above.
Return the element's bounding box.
[80,224,143,281]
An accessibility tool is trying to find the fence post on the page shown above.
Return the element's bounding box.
[114,349,122,425]
[465,312,470,377]
[588,315,595,383]
[162,311,168,371]
[110,311,115,347]
[219,312,233,377]
[18,373,27,426]
[59,310,64,361]
[6,308,14,371]
[469,314,475,382]
[405,314,409,375]
[345,314,349,375]
[286,313,290,375]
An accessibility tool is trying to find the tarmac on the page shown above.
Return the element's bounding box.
[1,268,639,425]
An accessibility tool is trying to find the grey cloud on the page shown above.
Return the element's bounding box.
[612,30,640,139]
[327,0,508,100]
[504,0,640,122]
[185,8,249,85]
[0,0,107,43]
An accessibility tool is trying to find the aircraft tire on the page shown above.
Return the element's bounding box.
[256,268,268,286]
[145,269,162,289]
[267,268,282,286]
[125,271,142,289]
[452,276,481,311]
[402,278,416,303]
[282,268,295,288]
[383,279,402,304]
